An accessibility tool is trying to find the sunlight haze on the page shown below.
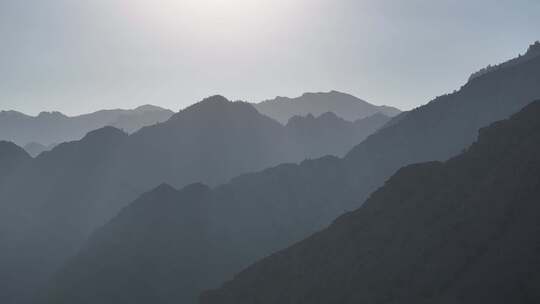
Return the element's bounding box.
[0,0,538,115]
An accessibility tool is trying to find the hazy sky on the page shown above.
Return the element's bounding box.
[0,0,538,115]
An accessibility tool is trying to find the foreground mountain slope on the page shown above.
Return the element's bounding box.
[342,46,540,204]
[254,91,400,124]
[0,105,173,146]
[39,46,540,304]
[201,100,540,304]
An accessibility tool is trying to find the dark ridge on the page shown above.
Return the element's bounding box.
[255,91,401,123]
[200,100,540,304]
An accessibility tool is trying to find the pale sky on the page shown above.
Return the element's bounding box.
[0,0,539,115]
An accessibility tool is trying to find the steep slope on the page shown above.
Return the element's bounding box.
[39,45,540,304]
[0,105,173,146]
[254,91,400,124]
[43,183,212,304]
[200,100,540,304]
[41,155,355,304]
[342,49,540,205]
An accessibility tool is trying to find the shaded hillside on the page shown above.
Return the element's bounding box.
[342,49,540,204]
[36,45,540,304]
[254,91,400,124]
[201,100,540,304]
[0,96,386,303]
[0,141,31,184]
[40,155,355,304]
[43,183,213,304]
[0,105,173,146]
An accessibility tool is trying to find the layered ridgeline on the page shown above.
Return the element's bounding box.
[201,100,540,304]
[0,105,174,147]
[0,97,389,303]
[40,46,540,304]
[23,142,57,157]
[254,90,401,124]
[469,41,540,81]
[287,112,391,158]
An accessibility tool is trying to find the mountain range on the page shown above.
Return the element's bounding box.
[0,105,174,147]
[254,91,401,124]
[0,92,397,154]
[0,96,390,303]
[34,44,540,304]
[201,99,540,304]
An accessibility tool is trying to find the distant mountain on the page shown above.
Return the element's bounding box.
[201,100,540,304]
[286,112,391,158]
[23,142,56,157]
[0,105,174,146]
[254,91,401,124]
[39,46,540,304]
[0,96,388,303]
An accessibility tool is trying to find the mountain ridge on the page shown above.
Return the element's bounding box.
[0,105,174,146]
[200,99,540,304]
[254,90,400,124]
[37,45,540,304]
[0,94,390,304]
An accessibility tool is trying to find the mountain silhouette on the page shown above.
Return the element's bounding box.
[0,141,30,184]
[0,105,173,146]
[286,112,391,158]
[38,45,540,304]
[469,40,540,81]
[23,142,57,157]
[43,183,213,304]
[0,95,389,303]
[254,91,401,124]
[200,100,540,304]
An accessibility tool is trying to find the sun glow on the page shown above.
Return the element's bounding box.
[126,0,297,40]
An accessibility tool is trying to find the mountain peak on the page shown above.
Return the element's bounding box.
[133,104,168,113]
[171,95,260,122]
[37,111,67,119]
[255,91,400,123]
[81,126,128,142]
[200,95,230,104]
